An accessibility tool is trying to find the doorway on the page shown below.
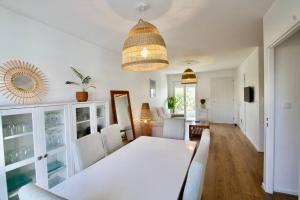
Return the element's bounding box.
[174,83,196,120]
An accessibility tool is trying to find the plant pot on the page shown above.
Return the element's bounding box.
[76,91,88,102]
[200,99,206,105]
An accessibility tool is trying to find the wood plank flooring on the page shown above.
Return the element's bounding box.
[200,124,298,200]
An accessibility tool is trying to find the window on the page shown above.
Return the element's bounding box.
[185,85,196,120]
[174,85,184,114]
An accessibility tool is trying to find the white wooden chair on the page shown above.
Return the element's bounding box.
[73,133,106,172]
[183,129,210,200]
[101,124,123,154]
[163,118,185,140]
[19,184,66,200]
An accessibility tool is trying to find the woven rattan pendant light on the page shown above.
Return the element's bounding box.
[181,68,197,84]
[122,18,169,71]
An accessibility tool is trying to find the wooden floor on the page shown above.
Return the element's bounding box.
[199,124,298,200]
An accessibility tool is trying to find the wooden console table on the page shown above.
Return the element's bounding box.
[188,120,210,139]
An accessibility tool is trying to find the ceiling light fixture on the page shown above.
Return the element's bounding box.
[121,3,169,71]
[181,65,197,84]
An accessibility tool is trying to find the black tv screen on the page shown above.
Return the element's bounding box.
[244,87,254,102]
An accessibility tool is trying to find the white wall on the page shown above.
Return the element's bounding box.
[273,30,300,195]
[263,0,300,47]
[0,7,168,136]
[167,69,238,123]
[236,47,264,152]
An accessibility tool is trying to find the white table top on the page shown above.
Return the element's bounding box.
[51,136,196,200]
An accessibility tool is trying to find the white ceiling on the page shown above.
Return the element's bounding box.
[0,0,274,74]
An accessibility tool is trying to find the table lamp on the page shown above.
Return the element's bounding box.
[140,103,152,136]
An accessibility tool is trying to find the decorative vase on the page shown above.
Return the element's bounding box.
[76,91,88,102]
[200,99,206,109]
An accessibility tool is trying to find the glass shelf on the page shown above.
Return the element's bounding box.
[5,157,35,172]
[46,124,64,132]
[48,160,65,176]
[47,145,65,154]
[76,119,90,125]
[4,132,33,141]
[7,174,32,194]
[6,163,36,199]
[49,176,65,189]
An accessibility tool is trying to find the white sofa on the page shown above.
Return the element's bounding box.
[150,107,171,137]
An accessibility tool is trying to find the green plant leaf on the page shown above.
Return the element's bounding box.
[82,76,91,84]
[70,67,84,80]
[65,81,80,86]
[167,96,178,109]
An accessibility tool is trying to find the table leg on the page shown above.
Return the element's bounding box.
[189,125,192,140]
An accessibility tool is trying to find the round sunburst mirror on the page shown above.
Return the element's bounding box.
[0,60,48,104]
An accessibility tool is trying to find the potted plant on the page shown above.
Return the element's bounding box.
[167,96,179,114]
[65,67,95,102]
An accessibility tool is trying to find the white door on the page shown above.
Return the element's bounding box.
[0,108,38,200]
[37,105,70,189]
[211,77,234,123]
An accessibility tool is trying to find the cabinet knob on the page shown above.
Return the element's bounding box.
[37,156,43,160]
[44,154,48,158]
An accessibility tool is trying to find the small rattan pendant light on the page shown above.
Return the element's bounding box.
[181,68,197,84]
[122,5,169,72]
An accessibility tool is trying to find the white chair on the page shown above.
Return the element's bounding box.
[101,124,123,154]
[19,184,66,200]
[183,129,210,200]
[73,133,105,172]
[163,118,185,140]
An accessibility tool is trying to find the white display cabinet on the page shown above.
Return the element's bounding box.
[71,101,109,140]
[0,101,109,200]
[0,108,37,200]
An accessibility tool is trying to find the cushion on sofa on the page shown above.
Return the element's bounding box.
[157,107,165,120]
[151,109,159,121]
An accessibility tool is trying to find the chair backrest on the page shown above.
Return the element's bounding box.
[19,184,67,200]
[183,129,210,200]
[163,118,185,140]
[101,124,123,154]
[73,133,105,172]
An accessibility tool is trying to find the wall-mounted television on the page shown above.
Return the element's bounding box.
[244,87,254,102]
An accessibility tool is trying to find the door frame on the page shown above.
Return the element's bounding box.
[263,22,300,194]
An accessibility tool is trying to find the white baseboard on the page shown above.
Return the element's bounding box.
[236,125,264,152]
[247,136,261,152]
[274,187,299,196]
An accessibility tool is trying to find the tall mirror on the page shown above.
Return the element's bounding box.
[110,90,136,141]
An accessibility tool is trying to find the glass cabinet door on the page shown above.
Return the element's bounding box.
[43,109,67,189]
[96,105,106,133]
[1,112,36,200]
[75,107,91,139]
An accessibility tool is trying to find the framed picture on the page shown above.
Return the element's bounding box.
[150,79,156,98]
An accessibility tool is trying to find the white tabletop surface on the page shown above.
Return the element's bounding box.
[51,136,196,200]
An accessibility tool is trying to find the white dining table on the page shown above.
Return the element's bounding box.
[51,136,197,200]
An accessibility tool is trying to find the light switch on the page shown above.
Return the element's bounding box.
[283,102,292,110]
